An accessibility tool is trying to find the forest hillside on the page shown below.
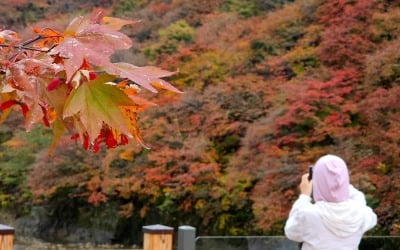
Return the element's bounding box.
[0,0,399,245]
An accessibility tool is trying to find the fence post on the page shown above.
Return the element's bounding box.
[142,224,174,250]
[0,224,14,250]
[178,225,196,250]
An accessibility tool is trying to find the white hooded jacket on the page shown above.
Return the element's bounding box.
[284,185,377,250]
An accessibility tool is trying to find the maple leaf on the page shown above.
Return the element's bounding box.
[106,62,181,93]
[63,74,136,142]
[0,92,17,123]
[4,58,60,130]
[115,79,157,112]
[0,30,20,43]
[43,82,69,120]
[120,106,149,148]
[32,28,63,48]
[50,16,133,81]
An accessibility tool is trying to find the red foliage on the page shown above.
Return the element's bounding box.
[275,68,362,146]
[317,0,374,26]
[359,86,400,165]
[316,0,376,67]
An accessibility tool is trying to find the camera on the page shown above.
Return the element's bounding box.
[308,165,313,181]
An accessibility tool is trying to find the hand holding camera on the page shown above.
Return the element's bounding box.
[299,167,313,197]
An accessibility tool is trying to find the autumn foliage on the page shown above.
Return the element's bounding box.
[0,0,400,245]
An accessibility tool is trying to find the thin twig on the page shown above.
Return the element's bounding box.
[5,44,50,61]
[20,35,43,47]
[8,51,23,62]
[46,44,58,53]
[0,44,50,52]
[3,33,63,59]
[2,33,63,61]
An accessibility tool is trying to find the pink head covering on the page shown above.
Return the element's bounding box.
[312,154,349,202]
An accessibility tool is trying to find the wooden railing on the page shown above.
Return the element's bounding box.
[142,224,195,250]
[0,224,14,250]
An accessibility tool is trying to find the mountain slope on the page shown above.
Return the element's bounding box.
[0,0,399,245]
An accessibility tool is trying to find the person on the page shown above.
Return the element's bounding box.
[284,154,377,250]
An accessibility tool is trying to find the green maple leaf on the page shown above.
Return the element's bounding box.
[63,74,135,141]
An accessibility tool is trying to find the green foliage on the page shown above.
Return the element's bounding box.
[0,125,51,209]
[294,117,317,136]
[284,47,319,75]
[18,126,52,147]
[144,20,195,59]
[366,195,380,209]
[274,21,305,51]
[377,162,391,174]
[250,40,277,64]
[220,0,295,18]
[214,134,241,165]
[170,50,238,89]
[16,3,45,26]
[0,131,12,144]
[159,20,194,43]
[112,0,147,16]
[220,0,258,18]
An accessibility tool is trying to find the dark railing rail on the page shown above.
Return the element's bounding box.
[195,235,400,250]
[9,224,400,250]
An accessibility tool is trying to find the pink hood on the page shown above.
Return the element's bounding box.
[313,154,349,202]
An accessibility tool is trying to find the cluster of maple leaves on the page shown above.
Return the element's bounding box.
[3,0,400,240]
[0,13,180,153]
